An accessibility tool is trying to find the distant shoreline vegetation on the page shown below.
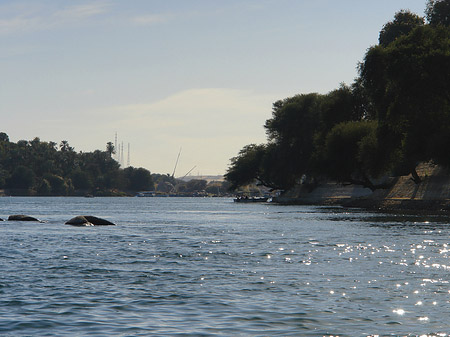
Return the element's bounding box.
[0,133,230,197]
[225,0,450,194]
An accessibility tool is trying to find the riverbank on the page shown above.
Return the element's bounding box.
[273,162,450,214]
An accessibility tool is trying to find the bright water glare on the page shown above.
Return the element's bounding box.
[1,197,450,336]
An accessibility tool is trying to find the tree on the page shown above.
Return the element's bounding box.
[8,165,35,190]
[225,144,265,190]
[186,179,207,192]
[70,169,93,191]
[106,142,115,157]
[379,10,424,47]
[124,167,153,191]
[42,173,70,195]
[153,173,177,193]
[350,77,376,120]
[317,121,382,190]
[226,86,374,191]
[0,168,8,188]
[264,93,324,186]
[37,178,51,195]
[205,181,229,195]
[0,132,9,142]
[426,0,450,26]
[58,140,76,176]
[318,84,361,133]
[360,24,450,181]
[226,2,450,193]
[59,140,73,152]
[0,134,154,195]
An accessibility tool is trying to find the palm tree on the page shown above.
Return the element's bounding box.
[60,140,73,152]
[106,142,115,157]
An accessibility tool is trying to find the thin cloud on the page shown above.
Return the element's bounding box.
[132,13,173,26]
[54,2,110,21]
[0,1,110,35]
[129,8,224,27]
[0,15,40,35]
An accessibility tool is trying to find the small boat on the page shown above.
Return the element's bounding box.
[136,191,156,197]
[233,196,269,203]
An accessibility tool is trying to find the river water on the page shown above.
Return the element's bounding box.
[0,197,450,336]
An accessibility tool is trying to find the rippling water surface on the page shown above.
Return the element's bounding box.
[1,197,450,336]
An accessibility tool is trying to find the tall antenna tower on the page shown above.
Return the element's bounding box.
[127,143,130,167]
[121,142,124,166]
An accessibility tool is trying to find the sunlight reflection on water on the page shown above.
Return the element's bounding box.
[1,198,450,335]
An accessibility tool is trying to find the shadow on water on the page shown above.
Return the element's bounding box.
[324,206,450,230]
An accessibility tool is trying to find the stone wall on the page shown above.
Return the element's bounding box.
[275,163,450,212]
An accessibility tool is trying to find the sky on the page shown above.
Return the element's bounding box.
[0,0,427,177]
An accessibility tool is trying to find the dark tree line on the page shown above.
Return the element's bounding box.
[226,0,450,192]
[0,133,153,195]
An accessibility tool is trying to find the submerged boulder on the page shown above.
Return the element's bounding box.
[8,214,41,222]
[65,215,115,226]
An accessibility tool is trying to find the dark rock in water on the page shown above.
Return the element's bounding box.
[8,214,41,222]
[65,215,115,226]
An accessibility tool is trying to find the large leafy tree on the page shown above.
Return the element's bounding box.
[318,84,364,132]
[264,93,324,186]
[225,144,266,190]
[123,167,154,191]
[379,10,424,47]
[360,24,450,180]
[70,169,93,190]
[426,0,450,26]
[317,121,381,190]
[226,85,375,191]
[8,165,35,190]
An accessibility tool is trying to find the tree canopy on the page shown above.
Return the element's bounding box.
[379,10,424,47]
[0,135,153,195]
[226,0,450,192]
[426,0,450,26]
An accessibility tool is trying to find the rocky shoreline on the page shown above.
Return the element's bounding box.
[273,163,450,215]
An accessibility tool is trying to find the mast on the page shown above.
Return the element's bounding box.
[172,147,182,178]
[181,166,196,180]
